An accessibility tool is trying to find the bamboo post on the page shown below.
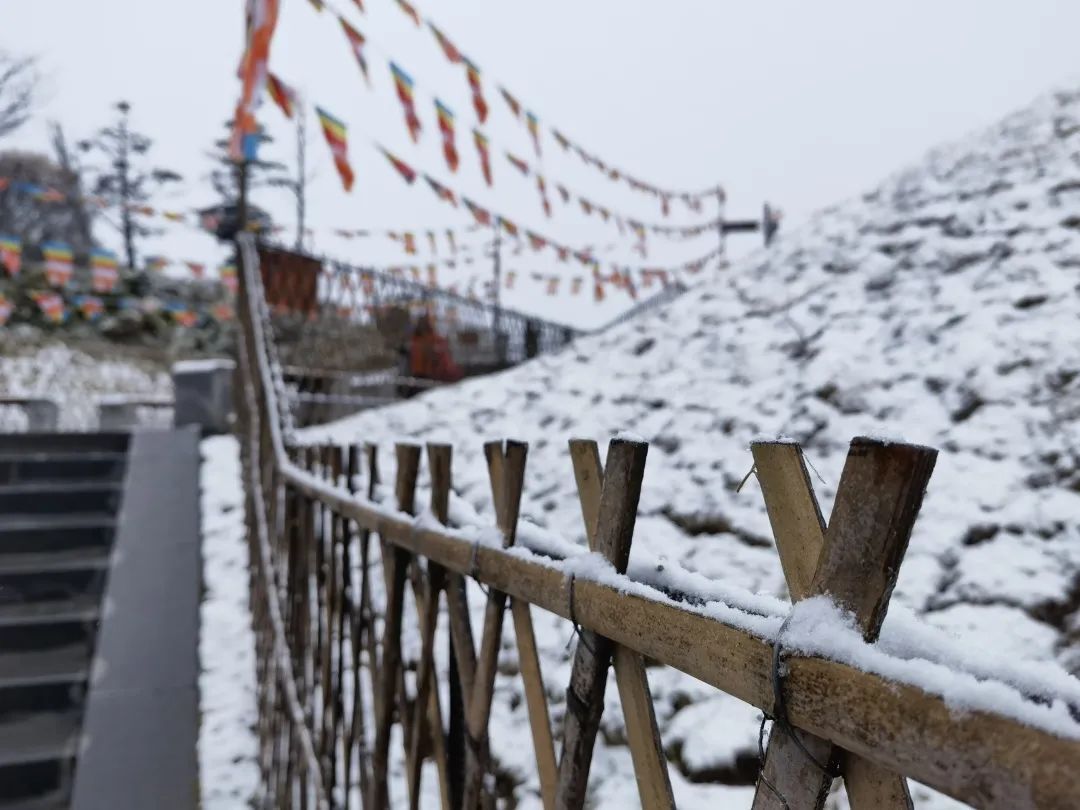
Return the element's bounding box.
[749,438,936,810]
[461,440,528,809]
[404,444,456,810]
[555,438,649,809]
[568,439,675,809]
[342,443,362,810]
[369,443,421,810]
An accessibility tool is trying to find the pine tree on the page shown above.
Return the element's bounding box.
[78,101,182,269]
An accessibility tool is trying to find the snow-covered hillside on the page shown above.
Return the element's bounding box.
[301,85,1080,806]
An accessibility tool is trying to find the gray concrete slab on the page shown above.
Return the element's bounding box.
[70,427,201,810]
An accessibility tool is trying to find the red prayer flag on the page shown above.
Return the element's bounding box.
[339,18,371,85]
[428,22,462,63]
[380,146,417,184]
[267,72,296,119]
[395,0,420,26]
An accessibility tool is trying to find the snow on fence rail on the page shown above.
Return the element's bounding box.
[233,234,1080,810]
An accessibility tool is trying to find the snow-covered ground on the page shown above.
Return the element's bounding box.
[0,336,172,430]
[296,83,1080,805]
[199,436,260,809]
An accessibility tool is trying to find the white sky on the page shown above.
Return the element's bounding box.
[5,0,1079,328]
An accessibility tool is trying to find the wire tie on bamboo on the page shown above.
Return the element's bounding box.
[469,540,490,597]
[561,572,595,656]
[757,612,840,810]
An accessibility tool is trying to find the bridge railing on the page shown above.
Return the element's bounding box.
[233,233,1080,810]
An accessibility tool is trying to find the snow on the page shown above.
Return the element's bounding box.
[198,435,259,810]
[0,338,172,429]
[291,82,1080,806]
[174,358,235,373]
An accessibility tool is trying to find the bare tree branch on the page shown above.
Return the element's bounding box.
[0,53,37,139]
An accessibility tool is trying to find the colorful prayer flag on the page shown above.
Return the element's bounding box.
[464,58,488,122]
[390,62,422,142]
[570,277,582,296]
[0,294,11,325]
[473,129,492,186]
[525,111,541,156]
[339,18,370,85]
[32,291,67,323]
[380,147,417,184]
[307,0,324,12]
[220,264,238,293]
[427,231,437,253]
[230,0,281,160]
[426,264,437,287]
[463,198,491,227]
[146,255,169,272]
[42,242,73,288]
[499,217,518,238]
[428,22,462,63]
[267,72,296,118]
[499,87,522,118]
[556,184,570,203]
[423,174,457,206]
[552,129,571,151]
[505,152,529,175]
[91,249,120,293]
[75,295,104,321]
[435,100,459,172]
[35,187,66,203]
[527,231,546,251]
[0,235,21,276]
[185,261,206,279]
[403,232,417,255]
[351,0,365,11]
[316,106,355,191]
[212,303,235,321]
[536,175,551,218]
[395,0,420,26]
[546,277,559,296]
[446,230,457,253]
[162,211,186,222]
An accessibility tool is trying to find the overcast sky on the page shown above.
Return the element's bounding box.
[5,0,1079,327]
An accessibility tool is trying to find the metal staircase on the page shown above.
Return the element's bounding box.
[0,434,129,809]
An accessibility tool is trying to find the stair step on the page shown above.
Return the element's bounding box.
[0,548,110,576]
[0,523,113,558]
[0,433,129,455]
[0,709,80,768]
[0,452,127,485]
[0,567,105,615]
[0,513,115,533]
[0,598,99,628]
[0,483,120,516]
[0,643,89,689]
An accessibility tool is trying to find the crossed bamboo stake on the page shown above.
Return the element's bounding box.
[360,435,935,810]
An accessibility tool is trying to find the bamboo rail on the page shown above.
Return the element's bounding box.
[233,234,1080,810]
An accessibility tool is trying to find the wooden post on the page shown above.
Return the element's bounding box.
[749,438,936,810]
[369,443,421,810]
[555,438,649,809]
[461,440,528,809]
[568,440,675,810]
